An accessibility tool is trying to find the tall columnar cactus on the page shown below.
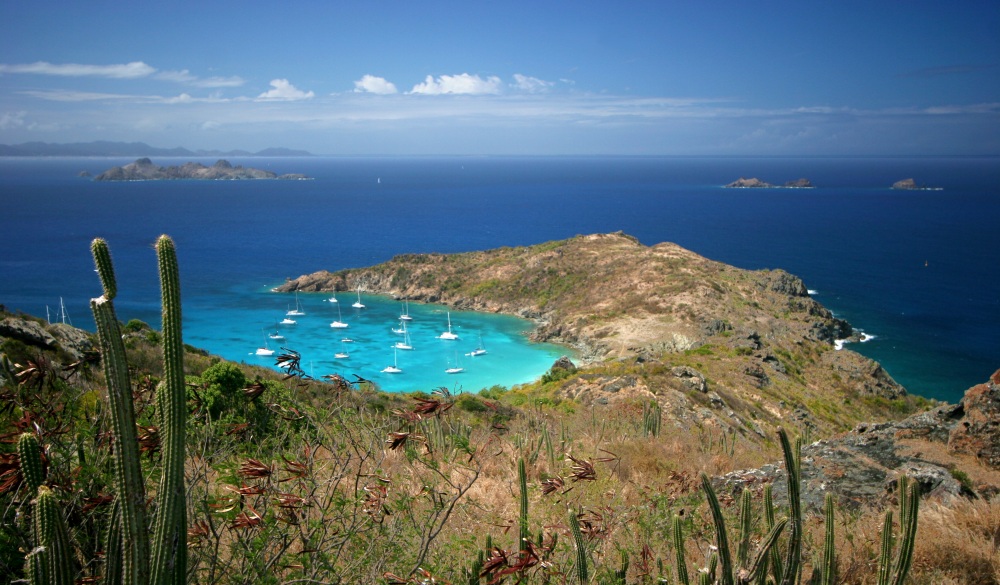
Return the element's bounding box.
[820,493,837,585]
[19,432,50,585]
[777,428,802,585]
[672,514,689,585]
[150,235,187,585]
[569,509,589,584]
[518,458,530,553]
[700,473,788,585]
[877,476,919,585]
[17,433,45,496]
[91,238,151,585]
[34,485,75,585]
[90,236,188,585]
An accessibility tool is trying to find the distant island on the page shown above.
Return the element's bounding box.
[725,177,814,188]
[0,140,312,157]
[94,158,310,181]
[892,178,943,191]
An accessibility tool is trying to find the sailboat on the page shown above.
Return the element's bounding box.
[468,333,487,357]
[268,322,285,341]
[330,302,349,328]
[445,352,464,374]
[438,311,459,340]
[286,291,305,316]
[381,348,402,373]
[352,286,365,309]
[255,330,275,356]
[399,298,413,321]
[334,341,349,359]
[325,291,339,303]
[394,321,413,351]
[280,315,297,325]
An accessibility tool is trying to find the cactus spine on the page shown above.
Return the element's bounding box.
[150,235,187,585]
[91,238,151,585]
[34,485,75,585]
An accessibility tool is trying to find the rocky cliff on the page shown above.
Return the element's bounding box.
[94,158,309,181]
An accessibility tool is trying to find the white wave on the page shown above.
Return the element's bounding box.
[833,339,846,350]
[807,289,818,295]
[859,332,876,342]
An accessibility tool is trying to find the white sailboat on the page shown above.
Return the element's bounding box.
[280,316,297,325]
[399,298,413,321]
[268,325,285,341]
[394,321,413,350]
[382,348,402,374]
[255,330,275,356]
[325,292,339,303]
[330,302,349,328]
[286,291,305,316]
[352,286,365,309]
[438,311,459,340]
[468,333,487,357]
[334,341,349,359]
[445,352,464,374]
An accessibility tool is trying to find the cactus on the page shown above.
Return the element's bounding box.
[518,458,530,553]
[91,238,151,585]
[672,514,689,585]
[90,236,188,585]
[17,433,45,495]
[34,485,75,585]
[777,428,802,585]
[150,235,188,585]
[877,476,919,585]
[820,493,837,585]
[642,401,661,437]
[20,432,51,585]
[569,509,589,583]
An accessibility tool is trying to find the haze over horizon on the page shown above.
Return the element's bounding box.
[1,2,998,156]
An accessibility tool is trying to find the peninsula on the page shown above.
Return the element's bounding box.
[277,232,909,439]
[93,158,310,181]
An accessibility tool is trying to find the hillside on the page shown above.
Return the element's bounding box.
[277,232,918,439]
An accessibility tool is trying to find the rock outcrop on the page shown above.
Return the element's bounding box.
[725,177,774,188]
[717,369,1000,511]
[94,158,310,181]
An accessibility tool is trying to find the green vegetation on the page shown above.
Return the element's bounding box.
[2,234,980,584]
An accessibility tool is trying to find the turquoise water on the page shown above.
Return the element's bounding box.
[1,156,997,400]
[183,286,570,393]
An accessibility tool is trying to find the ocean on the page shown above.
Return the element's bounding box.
[0,156,997,401]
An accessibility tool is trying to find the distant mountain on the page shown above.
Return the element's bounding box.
[0,141,312,157]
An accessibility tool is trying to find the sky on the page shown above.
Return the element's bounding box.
[1,1,998,155]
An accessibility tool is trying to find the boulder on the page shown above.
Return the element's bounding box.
[0,317,56,348]
[671,365,707,393]
[948,369,1000,468]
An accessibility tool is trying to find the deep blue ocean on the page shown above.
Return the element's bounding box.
[1,156,997,401]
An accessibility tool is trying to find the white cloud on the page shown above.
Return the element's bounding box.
[0,61,155,78]
[512,74,554,93]
[0,111,27,129]
[353,74,398,95]
[156,69,245,88]
[409,73,503,95]
[256,79,315,101]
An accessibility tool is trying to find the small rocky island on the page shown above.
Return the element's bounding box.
[725,177,813,188]
[94,158,310,181]
[892,178,942,191]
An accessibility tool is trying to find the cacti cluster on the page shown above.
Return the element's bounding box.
[642,400,662,438]
[19,236,188,585]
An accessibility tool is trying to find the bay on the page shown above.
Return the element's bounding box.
[0,155,997,400]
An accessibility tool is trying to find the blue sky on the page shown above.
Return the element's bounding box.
[1,1,998,155]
